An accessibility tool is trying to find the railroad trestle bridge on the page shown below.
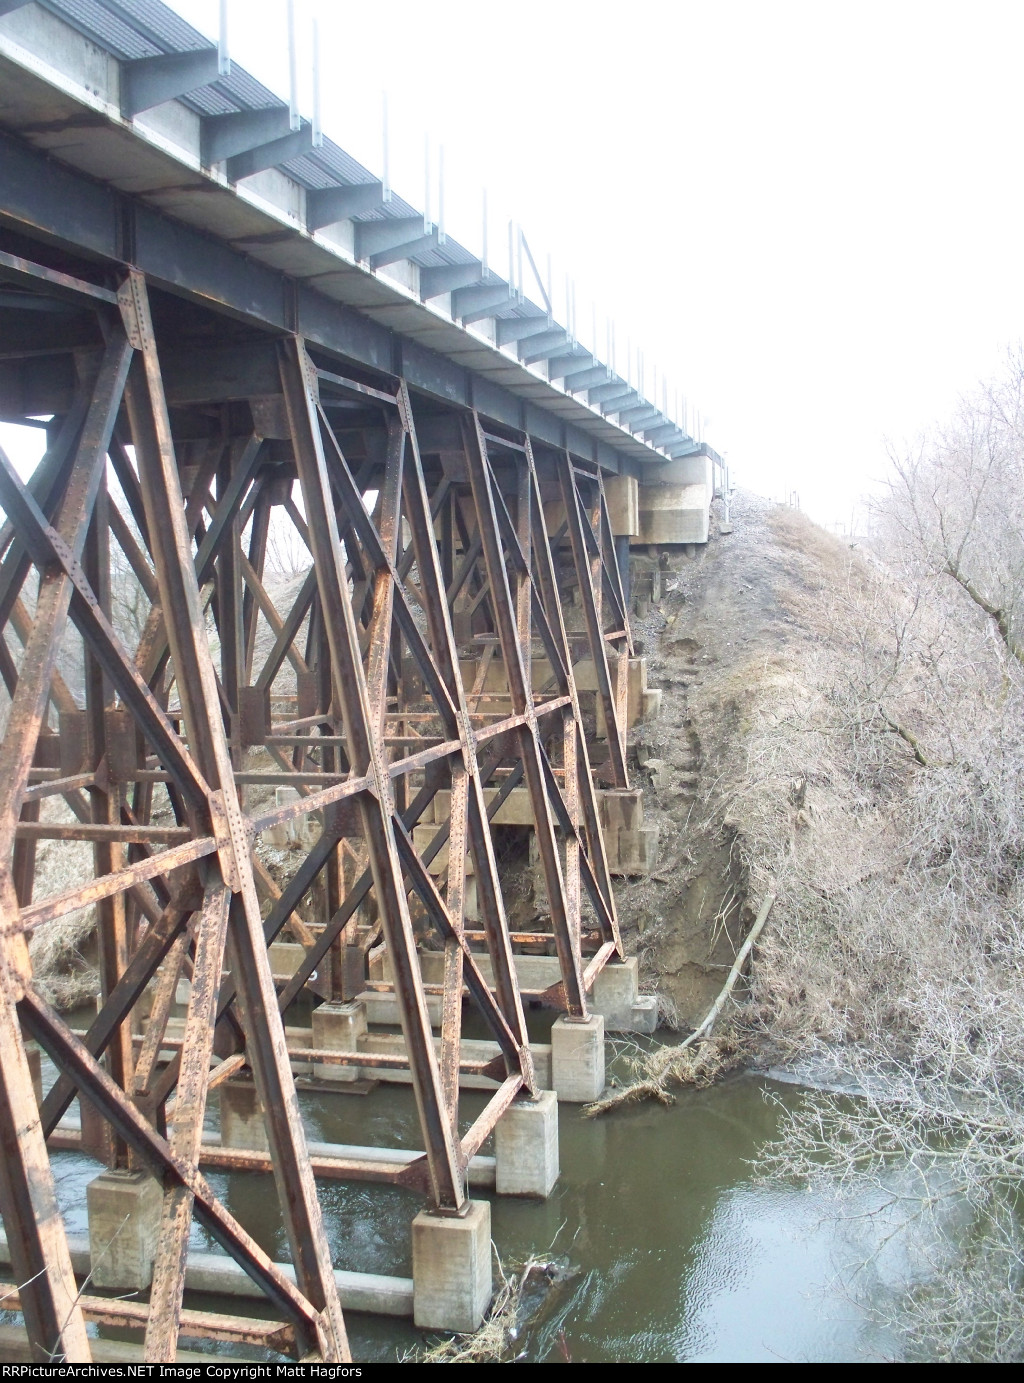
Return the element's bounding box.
[0,0,718,1362]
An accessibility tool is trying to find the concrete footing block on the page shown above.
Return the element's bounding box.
[599,789,644,834]
[588,961,659,1033]
[591,958,638,1024]
[615,825,660,875]
[624,995,659,1034]
[641,687,663,722]
[87,1169,162,1290]
[495,1091,559,1197]
[551,1014,605,1103]
[219,1080,268,1151]
[589,960,660,1034]
[412,1200,492,1332]
[266,787,315,847]
[644,757,670,790]
[357,988,443,1027]
[311,1000,366,1081]
[269,940,306,981]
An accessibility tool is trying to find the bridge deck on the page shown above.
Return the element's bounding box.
[0,0,716,477]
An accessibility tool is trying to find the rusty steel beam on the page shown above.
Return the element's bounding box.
[0,243,638,1359]
[145,884,230,1360]
[20,992,325,1344]
[121,275,348,1362]
[463,414,587,1017]
[279,338,466,1210]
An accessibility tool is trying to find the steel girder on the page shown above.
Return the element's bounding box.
[0,251,632,1362]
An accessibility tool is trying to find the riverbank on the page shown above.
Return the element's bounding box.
[618,476,1024,1362]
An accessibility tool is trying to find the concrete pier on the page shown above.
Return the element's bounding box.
[86,1169,162,1290]
[359,987,443,1027]
[412,1201,492,1332]
[219,1080,269,1151]
[495,1091,559,1197]
[311,1000,366,1082]
[551,1014,606,1103]
[53,1115,501,1192]
[591,956,659,1033]
[268,940,307,981]
[363,947,658,1034]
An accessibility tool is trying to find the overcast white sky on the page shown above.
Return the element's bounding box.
[9,0,1024,530]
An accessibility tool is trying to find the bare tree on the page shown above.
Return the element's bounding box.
[878,349,1024,665]
[264,501,312,582]
[723,353,1024,1359]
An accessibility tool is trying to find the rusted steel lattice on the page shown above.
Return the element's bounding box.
[0,252,632,1361]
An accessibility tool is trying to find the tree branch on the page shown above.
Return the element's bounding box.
[944,561,1024,666]
[879,706,931,767]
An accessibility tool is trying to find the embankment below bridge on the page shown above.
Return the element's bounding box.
[614,488,866,1038]
[611,482,1024,1361]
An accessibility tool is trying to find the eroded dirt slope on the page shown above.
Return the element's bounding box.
[616,490,857,1027]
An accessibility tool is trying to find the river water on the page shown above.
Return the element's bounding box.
[20,1043,918,1363]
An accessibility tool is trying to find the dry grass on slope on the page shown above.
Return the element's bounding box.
[613,491,1024,1099]
[737,508,1024,1081]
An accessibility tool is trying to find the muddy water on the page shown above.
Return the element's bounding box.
[21,1043,915,1363]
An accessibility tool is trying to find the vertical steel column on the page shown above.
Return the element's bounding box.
[523,439,622,956]
[463,414,587,1017]
[119,277,347,1360]
[556,452,629,788]
[0,976,91,1361]
[278,337,465,1210]
[398,383,533,1088]
[84,479,132,1167]
[594,470,633,748]
[0,321,134,1362]
[144,885,230,1360]
[215,437,245,764]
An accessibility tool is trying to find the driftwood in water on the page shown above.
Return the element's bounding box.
[585,891,777,1117]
